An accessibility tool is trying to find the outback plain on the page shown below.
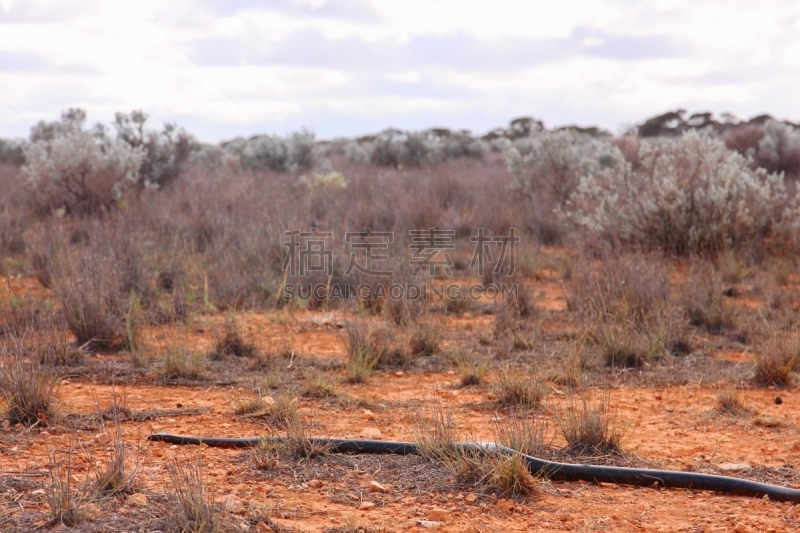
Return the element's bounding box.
[1,110,800,532]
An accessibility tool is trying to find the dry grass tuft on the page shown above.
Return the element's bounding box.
[753,335,799,386]
[76,390,141,497]
[249,416,330,466]
[301,369,337,398]
[486,452,539,498]
[413,397,540,498]
[493,412,550,456]
[592,322,647,368]
[566,255,669,327]
[684,265,738,334]
[87,422,140,496]
[46,445,85,527]
[666,334,693,356]
[232,393,272,416]
[452,350,488,387]
[548,340,591,388]
[52,254,132,351]
[3,322,83,367]
[493,283,538,349]
[444,447,539,499]
[0,293,56,337]
[284,409,330,459]
[442,291,472,316]
[411,396,459,462]
[565,255,685,369]
[753,414,784,428]
[249,436,282,470]
[234,392,297,428]
[368,324,411,368]
[0,349,60,426]
[592,321,669,368]
[717,250,751,284]
[715,388,750,416]
[505,281,537,320]
[161,347,208,380]
[384,291,424,326]
[211,316,258,358]
[343,320,411,381]
[166,455,219,533]
[409,322,441,356]
[769,258,794,286]
[554,392,624,456]
[38,331,85,367]
[253,336,294,369]
[344,322,380,383]
[493,369,546,409]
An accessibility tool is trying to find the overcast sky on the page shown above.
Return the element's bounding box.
[1,0,799,142]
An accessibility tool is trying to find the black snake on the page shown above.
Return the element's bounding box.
[147,433,800,502]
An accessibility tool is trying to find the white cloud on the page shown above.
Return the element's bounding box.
[0,0,799,141]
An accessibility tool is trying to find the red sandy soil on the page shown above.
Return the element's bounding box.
[1,264,800,532]
[2,376,797,532]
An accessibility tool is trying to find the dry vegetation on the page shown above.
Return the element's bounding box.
[1,108,800,530]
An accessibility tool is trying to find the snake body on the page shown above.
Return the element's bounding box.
[147,433,800,502]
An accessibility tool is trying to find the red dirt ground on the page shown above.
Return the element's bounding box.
[4,377,798,532]
[2,264,800,532]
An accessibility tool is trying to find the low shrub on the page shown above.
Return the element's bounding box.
[567,131,797,254]
[507,128,618,208]
[222,129,314,173]
[112,110,197,189]
[23,109,145,216]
